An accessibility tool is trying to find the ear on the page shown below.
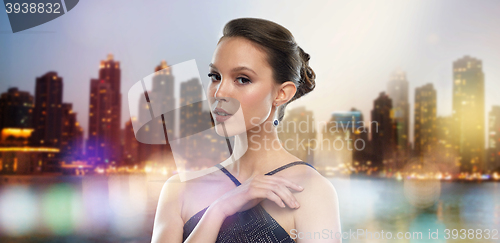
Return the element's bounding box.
[274,81,297,106]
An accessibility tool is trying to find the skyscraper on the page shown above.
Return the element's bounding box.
[386,70,410,168]
[278,106,316,165]
[316,112,349,175]
[87,54,121,167]
[32,72,63,148]
[414,83,437,158]
[87,78,112,165]
[315,108,367,175]
[28,72,63,172]
[180,78,204,161]
[180,78,203,138]
[123,117,139,166]
[488,106,500,172]
[452,55,485,172]
[137,61,175,167]
[0,87,34,133]
[150,60,175,138]
[349,108,370,170]
[60,103,83,163]
[435,116,458,173]
[371,92,397,171]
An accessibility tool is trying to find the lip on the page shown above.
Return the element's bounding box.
[213,107,233,123]
[213,107,232,115]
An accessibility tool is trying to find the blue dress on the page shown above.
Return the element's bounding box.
[182,161,316,243]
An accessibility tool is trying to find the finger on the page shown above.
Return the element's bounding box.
[271,183,299,208]
[263,175,304,192]
[255,182,299,209]
[264,190,286,208]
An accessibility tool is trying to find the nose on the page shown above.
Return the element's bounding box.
[213,77,231,101]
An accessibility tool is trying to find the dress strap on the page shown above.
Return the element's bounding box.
[215,164,241,186]
[265,161,316,175]
[215,161,316,187]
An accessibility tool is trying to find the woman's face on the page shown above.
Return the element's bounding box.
[207,36,277,136]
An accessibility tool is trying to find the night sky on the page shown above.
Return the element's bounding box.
[2,0,500,146]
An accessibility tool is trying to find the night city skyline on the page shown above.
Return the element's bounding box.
[3,0,500,146]
[2,2,500,242]
[1,53,499,175]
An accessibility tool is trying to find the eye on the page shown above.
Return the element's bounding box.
[208,73,221,82]
[236,77,251,85]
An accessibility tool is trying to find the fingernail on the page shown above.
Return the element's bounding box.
[298,186,303,190]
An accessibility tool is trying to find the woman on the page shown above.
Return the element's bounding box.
[152,17,341,243]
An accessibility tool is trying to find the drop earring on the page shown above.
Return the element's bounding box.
[273,103,279,127]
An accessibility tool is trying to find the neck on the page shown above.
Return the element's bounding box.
[228,119,290,180]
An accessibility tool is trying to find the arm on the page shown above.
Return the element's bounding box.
[293,174,342,243]
[151,174,184,242]
[184,174,304,242]
[182,202,227,242]
[152,173,304,242]
[151,174,227,243]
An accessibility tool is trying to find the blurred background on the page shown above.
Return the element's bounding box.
[1,0,499,242]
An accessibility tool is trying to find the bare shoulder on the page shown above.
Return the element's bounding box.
[274,163,337,193]
[159,167,223,197]
[154,173,187,222]
[278,164,342,241]
[157,169,221,207]
[151,173,186,243]
[158,173,185,205]
[273,163,340,212]
[152,170,220,242]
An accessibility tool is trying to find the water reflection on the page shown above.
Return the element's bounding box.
[331,177,500,243]
[0,175,498,242]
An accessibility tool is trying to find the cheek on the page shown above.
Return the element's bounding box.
[207,83,216,97]
[241,88,273,126]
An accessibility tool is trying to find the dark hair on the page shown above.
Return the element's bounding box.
[219,18,316,122]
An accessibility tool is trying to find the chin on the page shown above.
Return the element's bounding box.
[213,108,250,137]
[214,120,248,137]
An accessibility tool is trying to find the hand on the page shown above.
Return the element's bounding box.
[210,174,304,218]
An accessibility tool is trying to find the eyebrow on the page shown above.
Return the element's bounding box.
[209,63,257,76]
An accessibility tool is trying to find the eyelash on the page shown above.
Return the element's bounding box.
[208,72,251,85]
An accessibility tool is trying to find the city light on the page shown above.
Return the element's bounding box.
[0,147,59,152]
[1,5,500,241]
